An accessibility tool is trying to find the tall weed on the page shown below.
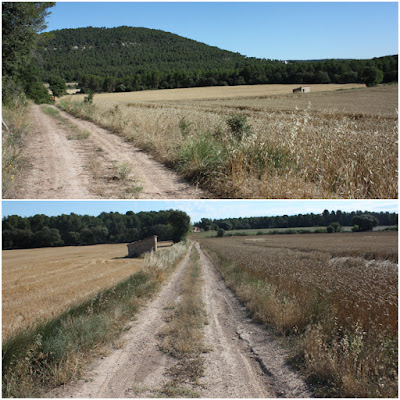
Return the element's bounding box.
[2,94,30,197]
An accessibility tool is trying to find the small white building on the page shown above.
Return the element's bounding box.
[293,86,311,94]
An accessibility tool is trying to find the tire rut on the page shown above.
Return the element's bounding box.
[13,104,94,199]
[52,243,310,398]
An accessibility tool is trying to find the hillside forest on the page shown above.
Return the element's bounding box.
[39,27,397,94]
[2,210,191,250]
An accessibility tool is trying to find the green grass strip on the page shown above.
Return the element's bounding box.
[2,270,156,398]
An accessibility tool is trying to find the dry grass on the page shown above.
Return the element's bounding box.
[198,231,398,397]
[59,84,397,198]
[2,98,31,198]
[2,243,158,340]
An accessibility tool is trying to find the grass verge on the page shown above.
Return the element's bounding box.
[42,105,91,140]
[2,243,188,398]
[2,95,30,198]
[157,245,208,397]
[198,239,397,398]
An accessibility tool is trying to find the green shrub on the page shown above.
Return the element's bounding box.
[216,228,225,237]
[84,91,94,104]
[178,117,191,137]
[177,132,226,182]
[226,114,252,141]
[327,225,335,233]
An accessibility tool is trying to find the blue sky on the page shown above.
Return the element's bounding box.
[43,2,398,60]
[2,200,398,223]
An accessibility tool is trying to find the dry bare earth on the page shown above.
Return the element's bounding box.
[52,243,309,398]
[11,104,205,199]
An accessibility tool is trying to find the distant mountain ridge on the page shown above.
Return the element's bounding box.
[37,26,398,92]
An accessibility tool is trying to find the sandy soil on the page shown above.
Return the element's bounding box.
[52,243,310,398]
[13,105,206,199]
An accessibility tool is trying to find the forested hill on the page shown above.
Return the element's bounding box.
[38,26,247,83]
[37,26,397,92]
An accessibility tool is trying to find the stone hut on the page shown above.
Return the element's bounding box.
[293,86,311,93]
[127,235,157,257]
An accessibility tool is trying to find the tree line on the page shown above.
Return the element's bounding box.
[2,210,191,250]
[194,210,398,232]
[37,26,397,94]
[74,56,397,94]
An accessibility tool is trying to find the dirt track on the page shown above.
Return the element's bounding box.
[53,244,310,398]
[13,105,206,199]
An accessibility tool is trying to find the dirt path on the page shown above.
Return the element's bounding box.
[53,247,193,398]
[13,105,206,199]
[198,243,310,398]
[13,104,93,199]
[53,243,310,398]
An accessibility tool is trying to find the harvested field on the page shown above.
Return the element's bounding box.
[241,230,398,261]
[198,231,398,397]
[179,84,398,117]
[60,84,397,199]
[70,83,366,103]
[2,243,170,339]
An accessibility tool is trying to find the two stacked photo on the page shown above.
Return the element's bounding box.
[2,1,398,398]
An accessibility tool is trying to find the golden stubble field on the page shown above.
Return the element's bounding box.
[71,83,366,103]
[2,242,170,339]
[61,84,398,198]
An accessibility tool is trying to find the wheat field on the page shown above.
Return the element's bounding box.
[2,243,147,339]
[60,84,398,198]
[199,231,398,397]
[71,83,366,103]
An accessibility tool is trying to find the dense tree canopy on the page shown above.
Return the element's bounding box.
[37,26,398,93]
[194,210,397,231]
[352,214,379,232]
[2,2,54,104]
[2,209,191,250]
